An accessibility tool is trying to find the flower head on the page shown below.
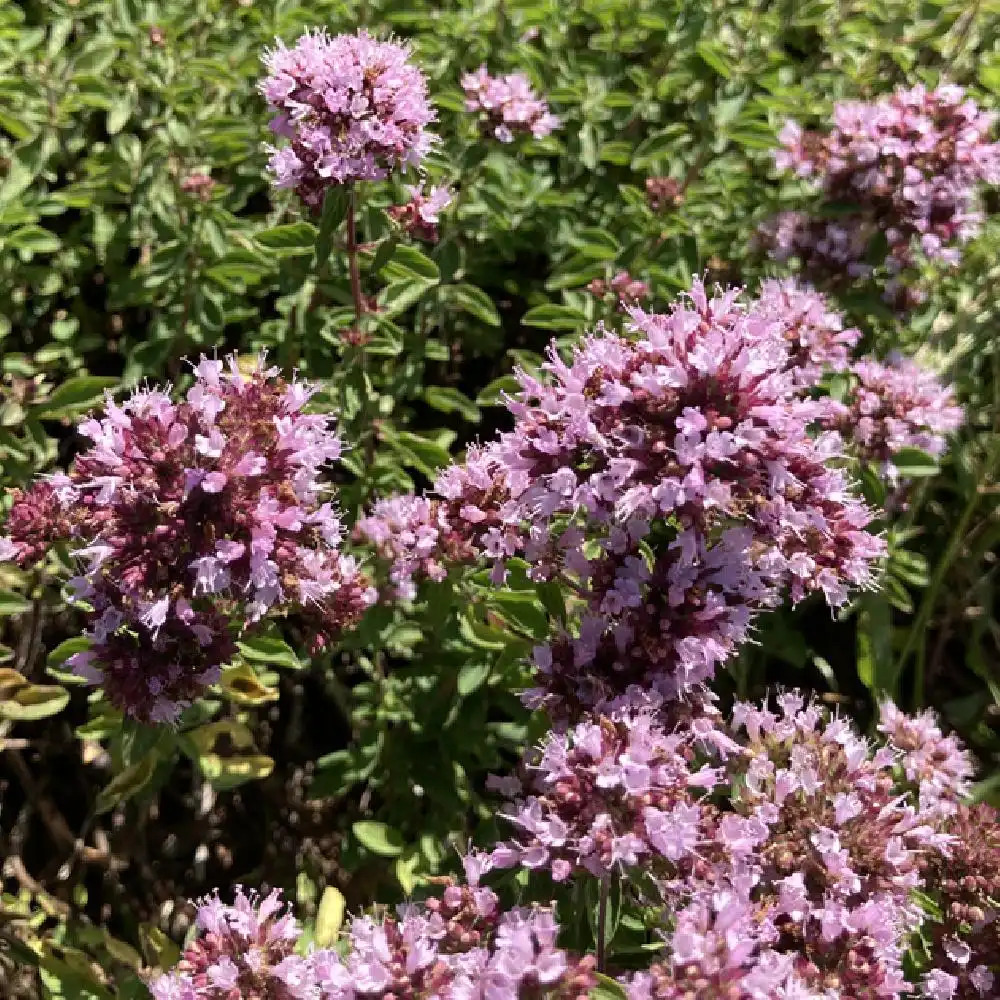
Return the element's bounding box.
[823,354,963,483]
[432,279,884,714]
[261,29,435,207]
[461,65,559,143]
[1,356,375,720]
[763,84,1000,299]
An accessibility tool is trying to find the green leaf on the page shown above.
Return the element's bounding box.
[33,377,117,419]
[314,887,347,947]
[695,41,734,78]
[183,720,274,790]
[256,222,318,253]
[0,682,69,721]
[521,303,587,331]
[352,820,404,857]
[73,43,119,75]
[890,447,940,478]
[383,244,440,282]
[317,188,350,260]
[424,386,481,423]
[591,973,627,1000]
[446,283,502,327]
[856,593,895,697]
[388,430,453,476]
[457,661,491,696]
[7,225,60,254]
[236,636,303,670]
[220,664,279,706]
[379,279,435,317]
[0,590,30,616]
[95,753,158,814]
[574,227,621,261]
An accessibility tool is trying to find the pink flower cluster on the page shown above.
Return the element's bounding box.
[488,692,985,998]
[356,494,476,601]
[148,887,314,1000]
[486,698,730,880]
[430,279,883,713]
[762,84,1000,296]
[755,277,861,382]
[387,183,454,242]
[587,271,651,308]
[260,30,435,208]
[1,356,375,722]
[822,354,963,482]
[461,65,559,143]
[919,803,1000,999]
[150,868,596,1000]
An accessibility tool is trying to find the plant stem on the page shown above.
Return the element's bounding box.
[899,439,1000,708]
[596,873,610,973]
[347,185,364,329]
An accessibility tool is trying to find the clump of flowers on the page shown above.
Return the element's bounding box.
[755,209,876,287]
[487,698,730,881]
[431,279,883,713]
[918,803,999,999]
[756,277,862,381]
[388,183,453,242]
[260,29,435,208]
[761,84,1000,299]
[151,870,596,1000]
[489,692,979,998]
[147,887,317,1000]
[645,176,682,212]
[355,494,476,601]
[822,354,964,483]
[1,356,375,722]
[587,271,650,308]
[461,65,560,143]
[878,699,974,810]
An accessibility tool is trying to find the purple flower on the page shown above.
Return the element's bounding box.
[761,84,1000,301]
[755,277,861,380]
[1,356,376,721]
[823,354,963,483]
[148,888,315,1000]
[261,29,436,208]
[461,65,559,143]
[388,183,454,241]
[431,278,884,714]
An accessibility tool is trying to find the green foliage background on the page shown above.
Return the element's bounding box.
[0,0,998,995]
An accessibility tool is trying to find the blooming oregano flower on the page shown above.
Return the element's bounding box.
[147,887,315,1000]
[461,65,559,143]
[1,356,375,722]
[761,84,1000,301]
[151,870,596,1000]
[261,29,435,208]
[822,354,963,483]
[430,279,884,713]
